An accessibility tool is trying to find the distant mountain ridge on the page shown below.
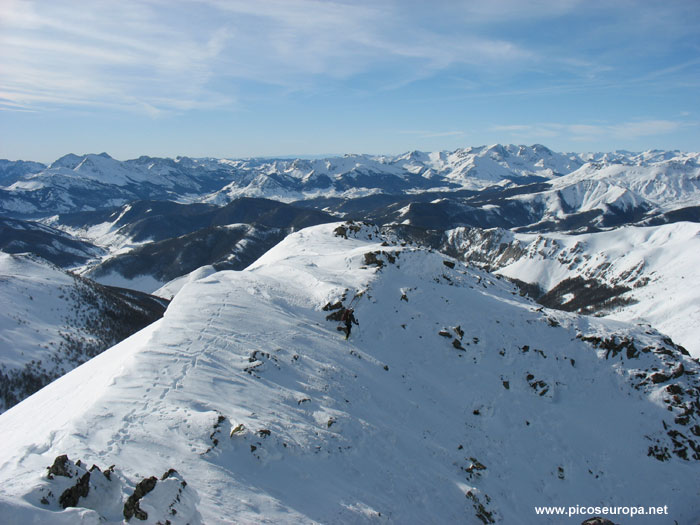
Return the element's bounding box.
[1,153,233,216]
[40,197,339,293]
[0,217,105,267]
[3,145,698,222]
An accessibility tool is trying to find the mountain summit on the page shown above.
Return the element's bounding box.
[0,222,697,523]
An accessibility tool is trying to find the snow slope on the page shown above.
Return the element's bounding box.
[550,155,700,211]
[444,222,700,357]
[0,253,166,412]
[0,223,697,524]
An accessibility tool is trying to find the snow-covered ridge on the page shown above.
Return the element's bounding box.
[444,222,700,357]
[0,222,697,523]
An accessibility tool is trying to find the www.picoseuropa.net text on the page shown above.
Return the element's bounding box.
[534,504,669,518]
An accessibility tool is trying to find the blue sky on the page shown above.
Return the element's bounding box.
[1,0,698,162]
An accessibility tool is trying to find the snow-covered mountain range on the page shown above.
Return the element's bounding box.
[0,153,232,217]
[0,223,697,524]
[1,145,699,522]
[3,146,698,228]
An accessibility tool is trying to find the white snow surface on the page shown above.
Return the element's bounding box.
[152,265,218,300]
[0,223,698,523]
[0,253,78,371]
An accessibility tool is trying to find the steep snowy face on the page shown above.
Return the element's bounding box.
[549,158,700,210]
[0,253,167,413]
[444,222,700,357]
[0,223,698,524]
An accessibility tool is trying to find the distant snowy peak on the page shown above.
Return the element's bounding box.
[579,148,699,166]
[445,143,584,181]
[48,153,84,170]
[486,154,700,232]
[2,154,234,216]
[45,153,201,187]
[444,221,700,357]
[72,153,138,186]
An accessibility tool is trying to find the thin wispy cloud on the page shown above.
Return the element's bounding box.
[0,0,698,160]
[0,0,537,114]
[3,0,696,113]
[491,119,693,145]
[0,0,234,113]
[609,120,685,138]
